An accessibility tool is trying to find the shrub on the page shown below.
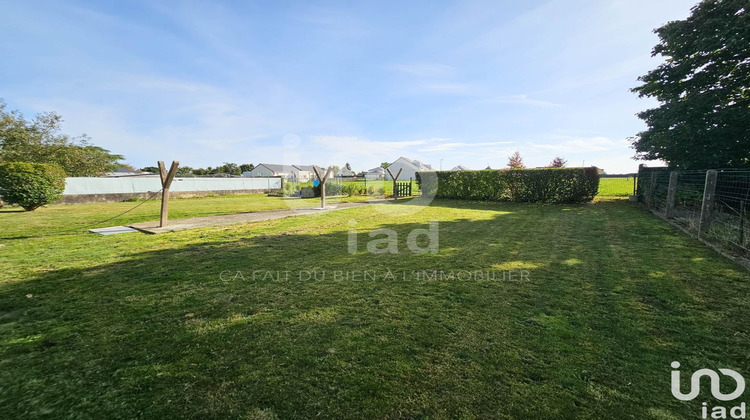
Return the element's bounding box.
[313,182,344,196]
[417,168,599,204]
[0,162,67,210]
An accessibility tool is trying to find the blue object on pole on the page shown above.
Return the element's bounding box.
[312,179,320,187]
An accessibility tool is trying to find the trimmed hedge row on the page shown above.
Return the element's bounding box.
[416,167,600,203]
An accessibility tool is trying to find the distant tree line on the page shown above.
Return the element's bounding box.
[140,162,255,177]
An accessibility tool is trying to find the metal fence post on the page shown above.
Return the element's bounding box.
[665,171,678,219]
[698,170,718,237]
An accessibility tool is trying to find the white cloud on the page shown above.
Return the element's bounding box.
[422,140,512,153]
[530,136,628,153]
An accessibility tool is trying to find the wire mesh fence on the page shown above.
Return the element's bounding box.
[280,176,419,198]
[638,166,750,258]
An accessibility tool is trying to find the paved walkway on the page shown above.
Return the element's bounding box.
[129,200,390,234]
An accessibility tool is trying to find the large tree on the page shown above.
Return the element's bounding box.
[631,0,750,169]
[0,100,124,176]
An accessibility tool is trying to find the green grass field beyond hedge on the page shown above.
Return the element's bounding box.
[598,177,636,197]
[1,195,748,418]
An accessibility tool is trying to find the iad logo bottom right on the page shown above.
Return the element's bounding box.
[671,361,746,419]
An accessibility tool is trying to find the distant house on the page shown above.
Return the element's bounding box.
[103,166,148,177]
[335,167,356,177]
[242,164,325,182]
[451,165,470,171]
[291,165,320,182]
[364,167,385,180]
[384,157,434,180]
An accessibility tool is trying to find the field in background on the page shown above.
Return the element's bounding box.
[1,195,748,418]
[597,176,636,197]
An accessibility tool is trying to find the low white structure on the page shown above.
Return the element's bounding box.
[451,165,470,171]
[365,167,385,180]
[243,164,324,182]
[63,177,281,195]
[336,167,355,177]
[384,157,434,180]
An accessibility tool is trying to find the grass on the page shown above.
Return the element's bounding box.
[0,193,373,239]
[598,177,636,197]
[1,195,749,418]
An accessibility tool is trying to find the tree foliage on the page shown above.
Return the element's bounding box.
[507,151,525,169]
[548,157,567,168]
[0,100,125,176]
[0,162,66,211]
[632,0,750,169]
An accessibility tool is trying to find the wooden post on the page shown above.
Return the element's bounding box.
[647,172,658,208]
[698,170,718,237]
[740,200,746,247]
[386,167,402,200]
[636,164,645,198]
[313,166,332,208]
[665,171,679,219]
[158,160,180,227]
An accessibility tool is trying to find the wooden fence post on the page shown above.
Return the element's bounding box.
[740,200,746,247]
[386,167,402,200]
[158,160,180,227]
[698,170,718,237]
[313,166,332,208]
[665,171,678,219]
[647,172,657,208]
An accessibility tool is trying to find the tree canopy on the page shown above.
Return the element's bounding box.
[631,0,750,169]
[0,100,124,176]
[507,151,525,169]
[548,157,567,168]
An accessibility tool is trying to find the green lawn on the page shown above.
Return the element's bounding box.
[1,196,748,418]
[598,177,636,197]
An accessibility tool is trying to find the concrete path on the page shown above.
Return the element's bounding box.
[129,200,390,234]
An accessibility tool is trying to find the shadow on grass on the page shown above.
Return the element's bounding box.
[0,200,748,418]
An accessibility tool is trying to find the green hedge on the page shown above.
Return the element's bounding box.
[417,168,599,203]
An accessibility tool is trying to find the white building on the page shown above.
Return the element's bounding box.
[384,157,434,180]
[335,167,356,177]
[451,165,470,171]
[364,167,385,180]
[242,164,325,182]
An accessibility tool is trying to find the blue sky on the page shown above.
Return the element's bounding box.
[1,0,697,173]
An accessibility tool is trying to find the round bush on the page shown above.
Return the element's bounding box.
[0,162,66,211]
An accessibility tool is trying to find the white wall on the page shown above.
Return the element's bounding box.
[385,162,419,181]
[63,177,282,195]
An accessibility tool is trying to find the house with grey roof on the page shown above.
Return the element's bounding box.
[242,164,326,182]
[364,166,385,180]
[384,157,435,180]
